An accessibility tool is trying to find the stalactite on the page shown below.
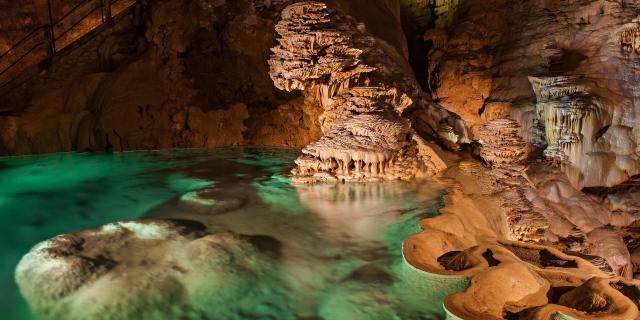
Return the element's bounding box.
[620,18,640,54]
[268,1,461,183]
[529,76,640,188]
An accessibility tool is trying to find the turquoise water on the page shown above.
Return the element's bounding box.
[0,148,447,320]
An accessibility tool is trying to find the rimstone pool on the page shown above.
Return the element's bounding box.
[1,148,459,320]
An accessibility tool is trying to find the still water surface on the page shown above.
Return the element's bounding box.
[0,148,447,319]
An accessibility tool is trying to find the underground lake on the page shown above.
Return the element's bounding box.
[0,147,462,320]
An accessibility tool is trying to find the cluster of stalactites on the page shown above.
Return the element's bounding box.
[295,148,398,179]
[328,86,413,113]
[528,76,597,163]
[293,111,415,182]
[269,2,452,183]
[423,28,449,50]
[268,2,367,94]
[620,19,640,54]
[477,118,528,174]
[528,76,590,103]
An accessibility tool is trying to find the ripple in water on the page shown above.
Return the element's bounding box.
[1,148,448,319]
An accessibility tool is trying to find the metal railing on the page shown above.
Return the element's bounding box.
[0,0,137,89]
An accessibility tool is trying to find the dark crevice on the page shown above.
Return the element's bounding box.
[482,249,501,267]
[502,244,578,269]
[244,235,282,259]
[539,249,578,268]
[400,1,438,92]
[504,307,537,320]
[104,133,113,152]
[478,102,486,116]
[437,250,474,271]
[547,286,577,304]
[593,125,610,142]
[610,281,640,309]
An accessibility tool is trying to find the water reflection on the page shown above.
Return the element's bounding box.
[296,182,442,243]
[145,154,447,319]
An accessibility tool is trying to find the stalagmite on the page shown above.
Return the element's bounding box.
[477,118,528,178]
[269,1,466,183]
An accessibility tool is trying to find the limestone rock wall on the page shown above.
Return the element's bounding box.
[0,0,426,156]
[428,0,640,189]
[0,0,322,155]
[0,0,44,54]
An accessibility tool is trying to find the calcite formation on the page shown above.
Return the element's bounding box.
[620,18,640,55]
[268,1,466,183]
[463,127,637,279]
[475,119,549,242]
[425,0,640,190]
[529,76,596,164]
[529,75,640,189]
[442,247,640,320]
[477,118,527,178]
[6,1,640,319]
[403,159,640,319]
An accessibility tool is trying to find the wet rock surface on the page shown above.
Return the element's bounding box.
[427,0,640,190]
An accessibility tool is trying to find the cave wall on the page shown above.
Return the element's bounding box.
[428,0,640,188]
[0,0,316,155]
[0,0,45,53]
[0,0,414,156]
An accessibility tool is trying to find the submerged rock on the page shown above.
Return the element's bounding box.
[15,219,291,320]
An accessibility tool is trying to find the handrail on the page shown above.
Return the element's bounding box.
[55,0,97,25]
[0,26,46,60]
[0,0,137,90]
[0,42,46,79]
[54,0,103,43]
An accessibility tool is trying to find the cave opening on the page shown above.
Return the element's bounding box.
[399,1,459,94]
[400,0,438,92]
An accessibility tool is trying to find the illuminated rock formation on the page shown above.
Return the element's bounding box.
[529,75,640,189]
[620,18,640,55]
[269,1,466,183]
[442,245,640,320]
[403,160,640,320]
[528,76,593,164]
[426,0,640,190]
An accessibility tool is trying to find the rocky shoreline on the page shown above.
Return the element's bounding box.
[404,153,640,319]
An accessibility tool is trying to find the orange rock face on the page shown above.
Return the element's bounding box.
[0,0,325,155]
[428,0,640,189]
